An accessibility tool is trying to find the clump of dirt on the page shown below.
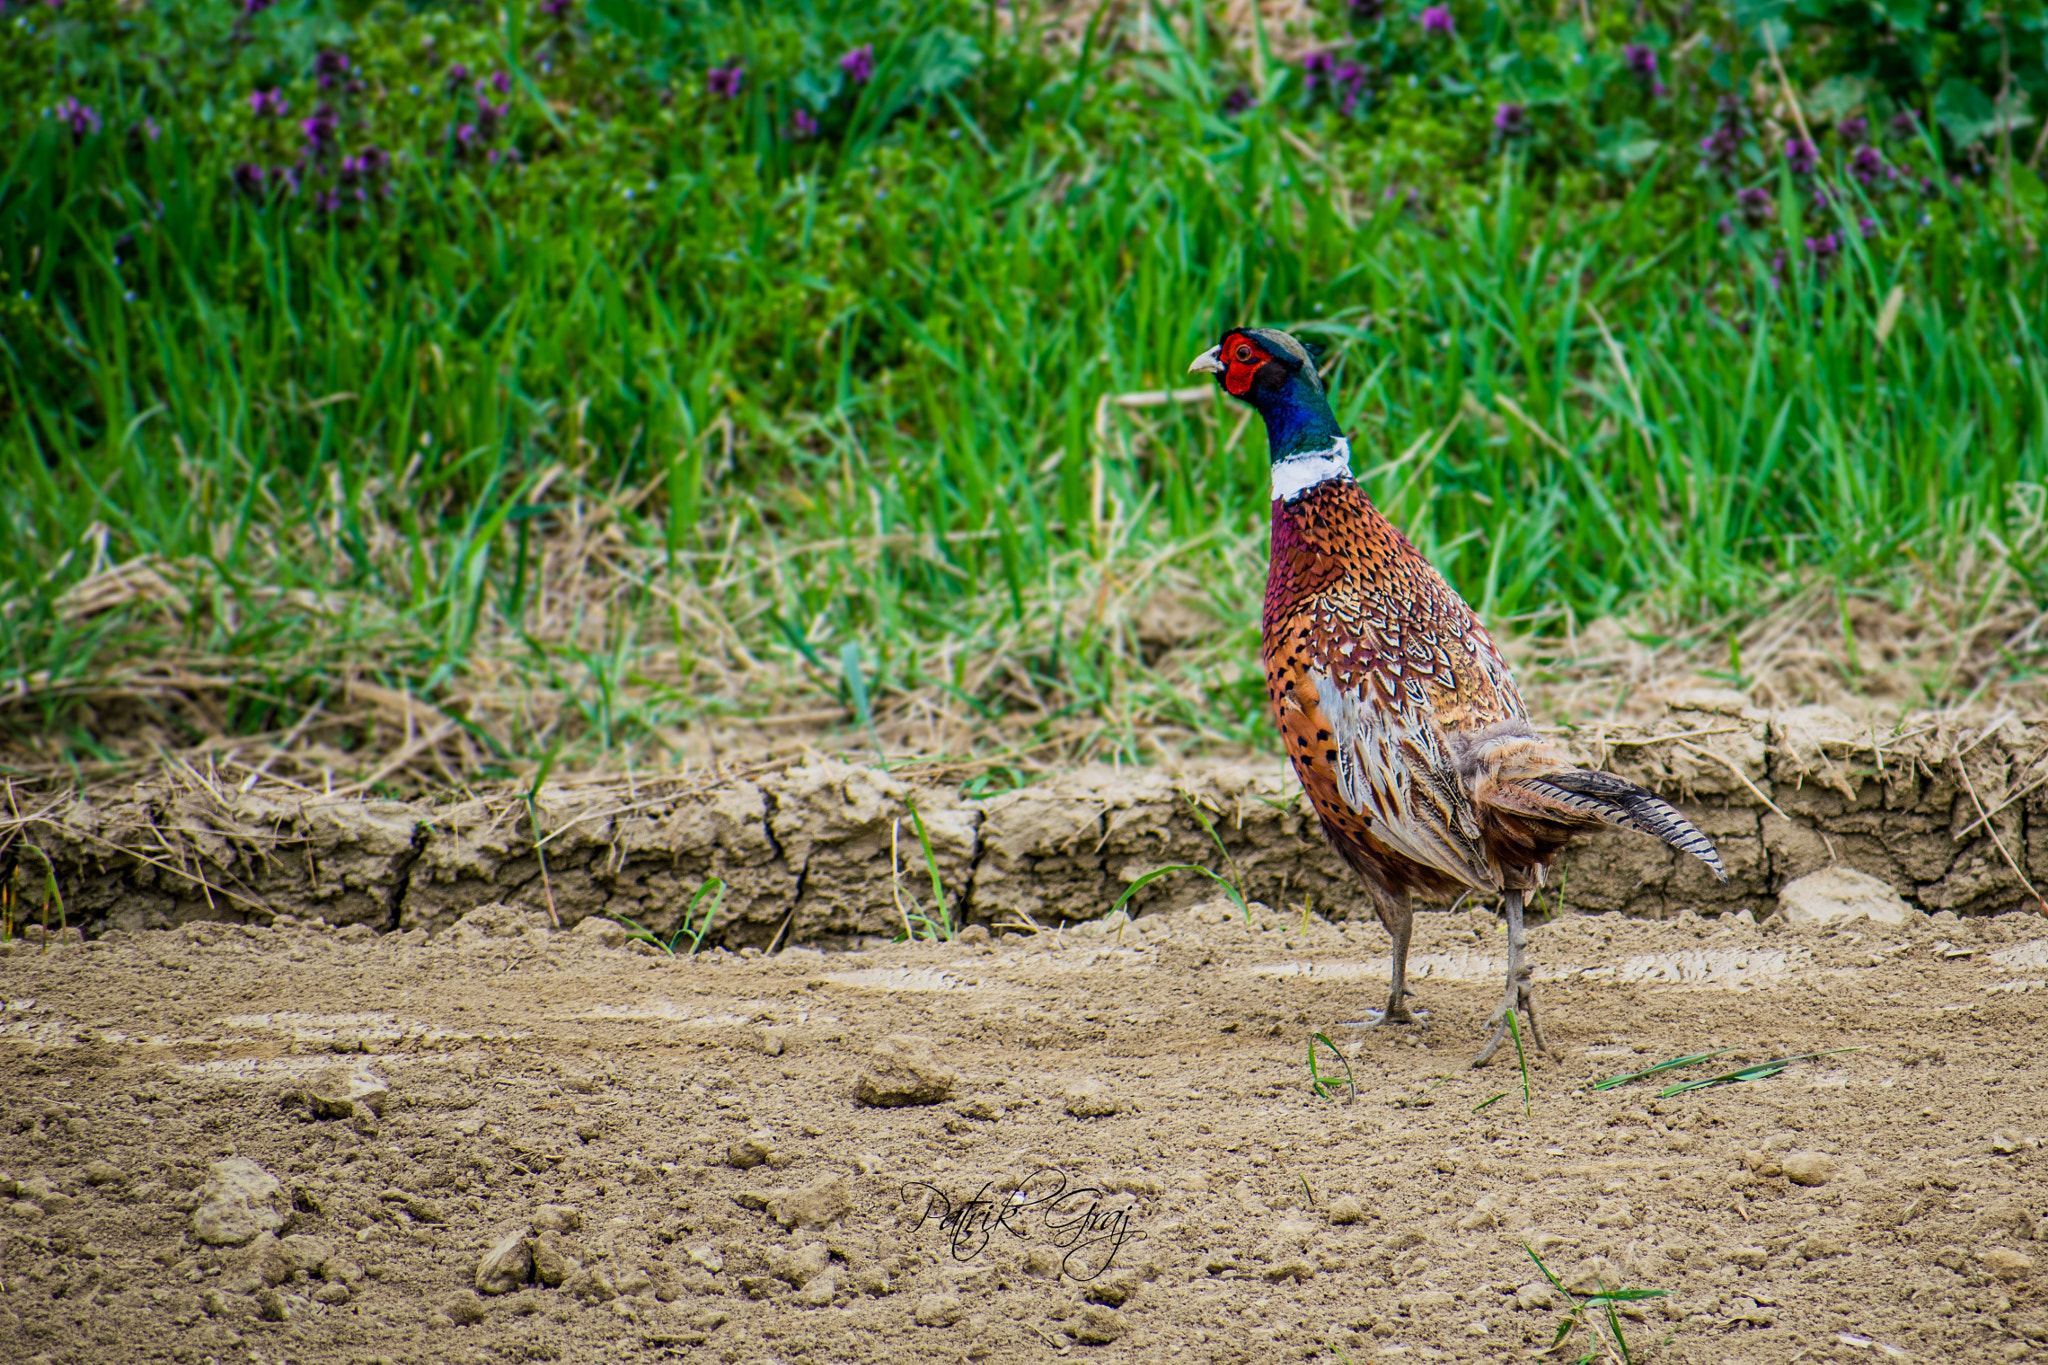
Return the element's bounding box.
[1,900,2044,1364]
[9,700,2048,948]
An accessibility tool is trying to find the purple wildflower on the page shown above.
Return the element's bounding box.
[490,70,512,97]
[839,44,875,86]
[340,146,390,183]
[476,94,510,133]
[1849,144,1891,190]
[789,107,818,140]
[1348,0,1386,17]
[1303,51,1335,91]
[1333,61,1369,115]
[1858,215,1880,238]
[136,116,160,143]
[243,0,272,13]
[539,0,571,17]
[1838,115,1869,146]
[314,188,342,215]
[1805,231,1841,273]
[448,63,471,88]
[54,97,102,141]
[707,64,745,100]
[1221,84,1255,116]
[314,50,351,92]
[1419,5,1454,37]
[1623,43,1668,98]
[456,123,479,151]
[250,87,288,118]
[1736,186,1774,228]
[1699,96,1749,181]
[232,162,269,196]
[1493,102,1528,138]
[1889,109,1920,140]
[301,103,339,159]
[1784,137,1819,177]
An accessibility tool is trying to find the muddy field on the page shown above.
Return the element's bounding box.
[0,895,2043,1365]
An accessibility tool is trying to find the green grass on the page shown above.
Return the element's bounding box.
[4,1,2047,784]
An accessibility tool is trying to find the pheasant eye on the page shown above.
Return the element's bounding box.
[1233,345,1252,363]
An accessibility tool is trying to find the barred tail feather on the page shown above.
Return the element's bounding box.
[1512,770,1727,880]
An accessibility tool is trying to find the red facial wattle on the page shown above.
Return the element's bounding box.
[1220,334,1269,397]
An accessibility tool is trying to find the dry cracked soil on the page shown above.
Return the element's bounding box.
[1,899,2046,1365]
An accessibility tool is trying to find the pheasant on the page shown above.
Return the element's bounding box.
[1189,327,1726,1063]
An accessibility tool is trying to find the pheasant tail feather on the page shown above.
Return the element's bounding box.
[1504,770,1728,881]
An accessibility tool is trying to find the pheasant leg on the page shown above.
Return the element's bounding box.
[1472,889,1552,1064]
[1349,888,1425,1026]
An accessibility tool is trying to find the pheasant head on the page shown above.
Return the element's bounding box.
[1188,328,1348,497]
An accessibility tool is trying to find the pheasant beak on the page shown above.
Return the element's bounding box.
[1187,345,1224,375]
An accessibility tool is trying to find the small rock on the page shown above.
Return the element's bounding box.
[643,1261,683,1302]
[191,1158,288,1247]
[318,1254,364,1285]
[1726,1295,1775,1326]
[530,1204,582,1234]
[1515,1283,1558,1311]
[854,1266,891,1296]
[953,1095,1003,1122]
[685,1244,724,1275]
[765,1176,853,1231]
[1990,1129,2031,1155]
[1800,1235,1846,1260]
[769,1241,831,1288]
[232,1232,296,1287]
[853,1034,959,1108]
[1328,1194,1366,1225]
[1083,1269,1140,1307]
[915,1292,966,1327]
[1070,1304,1128,1344]
[796,1274,837,1307]
[1782,1152,1836,1187]
[526,1238,569,1288]
[1981,1248,2034,1282]
[1262,1257,1314,1283]
[6,1201,43,1222]
[956,924,990,945]
[688,1307,734,1330]
[444,1290,488,1325]
[737,1273,781,1299]
[256,1288,290,1322]
[1024,1247,1061,1277]
[279,1235,334,1271]
[311,1282,351,1305]
[1724,1245,1769,1271]
[571,916,627,949]
[82,1160,124,1187]
[201,1288,229,1318]
[1777,867,1917,928]
[1592,1199,1637,1228]
[726,1133,779,1170]
[565,1266,618,1303]
[475,1230,533,1295]
[1063,1076,1122,1118]
[447,902,539,943]
[615,1267,655,1298]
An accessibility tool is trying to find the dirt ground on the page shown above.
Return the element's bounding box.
[0,897,2044,1365]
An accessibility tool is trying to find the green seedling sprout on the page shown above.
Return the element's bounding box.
[605,876,724,956]
[1657,1047,1862,1097]
[1592,1048,1735,1090]
[1508,1009,1532,1116]
[890,807,954,943]
[1307,1032,1356,1104]
[1524,1242,1669,1365]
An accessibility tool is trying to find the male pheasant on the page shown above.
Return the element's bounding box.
[1189,327,1726,1064]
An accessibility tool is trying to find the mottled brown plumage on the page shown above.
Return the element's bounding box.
[1192,326,1725,1062]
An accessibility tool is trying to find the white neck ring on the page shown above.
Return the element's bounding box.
[1271,437,1353,501]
